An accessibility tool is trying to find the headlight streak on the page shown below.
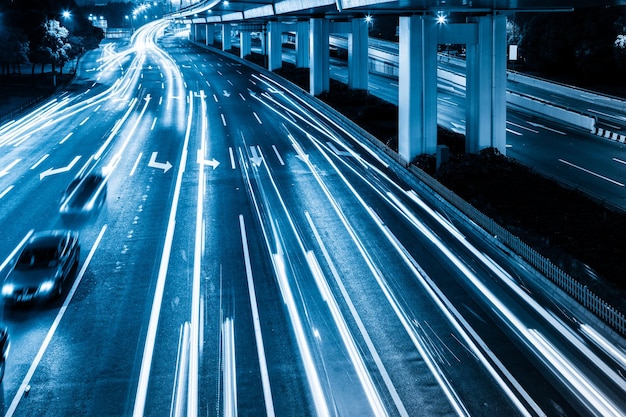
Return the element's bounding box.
[307,118,625,415]
[171,322,191,417]
[253,73,389,168]
[222,318,237,417]
[388,191,626,416]
[396,192,626,403]
[579,324,626,369]
[306,245,392,417]
[264,68,626,411]
[290,134,469,417]
[133,90,193,417]
[238,215,276,417]
[238,146,331,417]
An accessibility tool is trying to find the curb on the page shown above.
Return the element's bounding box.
[593,127,626,143]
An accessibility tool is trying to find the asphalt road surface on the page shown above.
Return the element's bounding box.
[0,21,625,417]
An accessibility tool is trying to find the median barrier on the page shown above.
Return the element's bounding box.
[506,91,596,132]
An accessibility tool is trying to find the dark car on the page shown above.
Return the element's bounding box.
[2,230,80,304]
[0,326,9,382]
[59,171,107,216]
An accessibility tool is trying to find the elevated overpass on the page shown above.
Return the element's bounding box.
[166,0,626,162]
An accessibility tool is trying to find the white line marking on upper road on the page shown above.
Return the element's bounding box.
[507,121,539,134]
[253,112,262,124]
[559,159,625,187]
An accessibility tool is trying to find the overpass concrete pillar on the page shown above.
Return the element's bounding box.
[240,31,252,58]
[398,15,438,162]
[295,21,309,68]
[206,24,215,46]
[192,24,199,42]
[465,14,507,154]
[222,23,231,51]
[348,18,369,90]
[310,18,330,95]
[268,21,283,71]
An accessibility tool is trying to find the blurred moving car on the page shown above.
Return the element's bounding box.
[1,230,80,304]
[59,171,107,217]
[0,326,9,382]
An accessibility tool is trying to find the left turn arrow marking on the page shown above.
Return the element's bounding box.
[39,156,81,180]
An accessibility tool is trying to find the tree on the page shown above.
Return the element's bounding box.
[0,26,30,77]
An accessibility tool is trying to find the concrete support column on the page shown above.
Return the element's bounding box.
[192,24,199,42]
[465,14,507,154]
[295,21,309,68]
[267,21,283,71]
[348,17,369,90]
[240,31,251,58]
[310,18,330,95]
[222,23,231,51]
[206,24,214,46]
[398,15,438,162]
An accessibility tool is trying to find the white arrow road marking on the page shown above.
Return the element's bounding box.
[0,159,21,178]
[196,150,220,169]
[249,146,263,167]
[289,134,309,163]
[223,90,231,97]
[39,155,81,180]
[148,152,172,173]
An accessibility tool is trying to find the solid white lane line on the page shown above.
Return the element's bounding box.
[133,91,193,417]
[559,159,625,187]
[271,145,285,166]
[253,112,262,124]
[4,225,107,417]
[229,147,236,169]
[130,152,143,177]
[239,215,275,417]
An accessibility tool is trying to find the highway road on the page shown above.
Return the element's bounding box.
[0,20,625,417]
